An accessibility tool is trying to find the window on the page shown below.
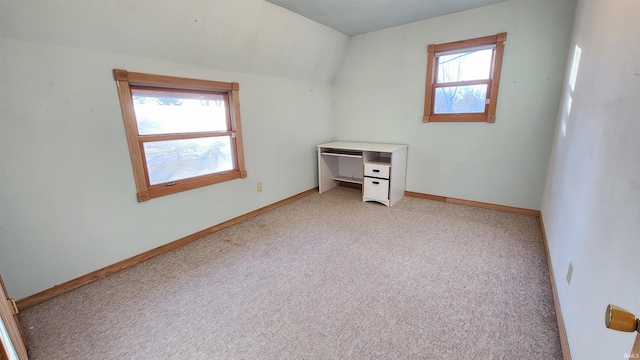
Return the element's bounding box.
[114,69,247,201]
[423,33,507,123]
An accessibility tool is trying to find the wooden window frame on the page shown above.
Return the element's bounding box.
[423,32,507,123]
[114,69,247,202]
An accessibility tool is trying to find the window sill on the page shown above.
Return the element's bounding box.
[138,169,247,201]
[423,114,496,123]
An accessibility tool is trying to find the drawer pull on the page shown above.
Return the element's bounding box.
[372,181,379,185]
[373,169,380,172]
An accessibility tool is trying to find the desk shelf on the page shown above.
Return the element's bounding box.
[317,141,407,207]
[366,157,391,165]
[320,149,362,158]
[332,175,363,184]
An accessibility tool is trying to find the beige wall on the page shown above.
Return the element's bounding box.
[8,13,629,360]
[333,0,577,210]
[542,0,640,357]
[0,0,348,299]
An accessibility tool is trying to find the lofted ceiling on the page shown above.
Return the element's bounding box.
[265,0,509,36]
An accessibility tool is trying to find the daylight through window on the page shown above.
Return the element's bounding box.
[114,70,247,201]
[423,33,507,123]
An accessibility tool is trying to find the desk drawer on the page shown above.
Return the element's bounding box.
[364,163,390,179]
[363,177,389,201]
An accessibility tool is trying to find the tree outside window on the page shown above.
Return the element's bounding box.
[423,33,507,123]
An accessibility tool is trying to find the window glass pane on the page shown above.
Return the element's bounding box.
[132,88,228,135]
[143,137,234,185]
[434,85,488,114]
[0,316,19,360]
[437,48,493,83]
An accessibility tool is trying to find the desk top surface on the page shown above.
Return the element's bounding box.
[317,141,408,153]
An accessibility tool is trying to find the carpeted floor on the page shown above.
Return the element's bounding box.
[18,187,562,359]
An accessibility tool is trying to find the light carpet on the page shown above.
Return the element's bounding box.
[19,187,561,359]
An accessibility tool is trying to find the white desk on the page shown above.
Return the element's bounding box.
[317,141,408,206]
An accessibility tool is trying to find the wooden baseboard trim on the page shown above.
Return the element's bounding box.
[539,215,572,360]
[404,191,540,217]
[16,188,318,311]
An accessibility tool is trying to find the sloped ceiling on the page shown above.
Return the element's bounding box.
[265,0,509,36]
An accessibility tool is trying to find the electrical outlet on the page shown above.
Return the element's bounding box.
[566,262,573,284]
[257,182,262,192]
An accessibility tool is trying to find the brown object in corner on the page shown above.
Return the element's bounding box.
[16,188,318,311]
[632,333,640,358]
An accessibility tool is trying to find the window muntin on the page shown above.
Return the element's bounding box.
[114,69,247,201]
[423,33,507,123]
